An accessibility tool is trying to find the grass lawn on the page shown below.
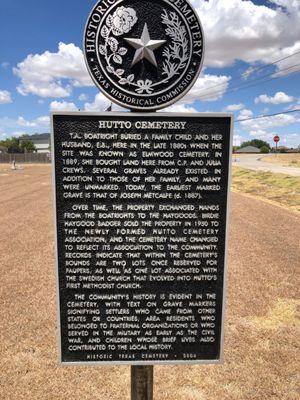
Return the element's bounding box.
[231,167,300,213]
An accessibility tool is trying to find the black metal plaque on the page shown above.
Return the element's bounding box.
[52,112,232,365]
[84,0,204,110]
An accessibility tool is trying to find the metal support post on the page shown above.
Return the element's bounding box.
[131,366,153,400]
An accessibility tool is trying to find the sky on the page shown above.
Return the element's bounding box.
[0,0,299,148]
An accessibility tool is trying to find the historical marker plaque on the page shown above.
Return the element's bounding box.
[84,0,204,110]
[52,112,232,365]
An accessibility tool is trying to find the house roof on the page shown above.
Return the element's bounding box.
[19,133,50,142]
[236,146,261,153]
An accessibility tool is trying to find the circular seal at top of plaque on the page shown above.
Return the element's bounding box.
[84,0,204,111]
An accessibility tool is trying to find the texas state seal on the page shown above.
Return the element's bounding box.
[84,0,204,111]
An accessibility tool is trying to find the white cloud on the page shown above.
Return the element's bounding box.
[178,73,231,104]
[255,91,295,104]
[0,117,16,130]
[190,0,300,71]
[11,0,300,108]
[84,93,111,112]
[162,104,198,113]
[249,130,276,139]
[0,90,12,104]
[285,133,300,148]
[233,134,245,146]
[14,42,93,98]
[242,66,256,80]
[50,101,78,112]
[84,73,230,111]
[247,130,300,147]
[241,113,299,131]
[0,115,51,137]
[285,102,300,111]
[11,131,28,138]
[78,93,88,101]
[224,103,244,112]
[84,93,124,112]
[83,73,229,112]
[271,41,300,76]
[17,115,50,128]
[0,127,6,138]
[14,40,231,102]
[238,109,253,120]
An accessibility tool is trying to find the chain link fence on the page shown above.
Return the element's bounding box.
[0,153,52,163]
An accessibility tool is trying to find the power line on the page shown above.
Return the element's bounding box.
[198,66,300,101]
[199,68,300,101]
[198,63,300,101]
[201,50,300,96]
[195,50,300,99]
[235,108,300,123]
[241,50,300,78]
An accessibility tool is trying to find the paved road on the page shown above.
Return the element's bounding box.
[233,154,300,176]
[0,165,299,400]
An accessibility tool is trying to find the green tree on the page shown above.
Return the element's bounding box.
[260,145,270,154]
[240,139,271,150]
[0,137,22,153]
[20,140,36,153]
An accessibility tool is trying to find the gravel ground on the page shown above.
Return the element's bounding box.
[0,164,299,400]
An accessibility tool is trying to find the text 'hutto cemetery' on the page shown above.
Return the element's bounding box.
[52,113,232,364]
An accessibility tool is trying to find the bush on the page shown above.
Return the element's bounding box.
[20,140,36,153]
[241,139,271,150]
[260,146,270,154]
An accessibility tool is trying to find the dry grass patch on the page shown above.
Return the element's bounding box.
[232,167,300,212]
[261,154,300,168]
[251,298,300,330]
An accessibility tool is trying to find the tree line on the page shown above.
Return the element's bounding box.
[0,135,294,155]
[0,135,36,153]
[234,139,271,153]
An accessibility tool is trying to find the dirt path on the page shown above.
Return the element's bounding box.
[0,165,299,400]
[233,154,300,176]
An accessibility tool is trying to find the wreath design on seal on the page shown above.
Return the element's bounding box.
[99,7,189,94]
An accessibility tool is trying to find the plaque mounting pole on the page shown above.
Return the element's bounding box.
[129,108,154,400]
[131,365,153,400]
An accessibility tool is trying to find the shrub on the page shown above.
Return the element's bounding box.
[260,146,270,154]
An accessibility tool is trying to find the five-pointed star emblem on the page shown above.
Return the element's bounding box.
[124,23,166,68]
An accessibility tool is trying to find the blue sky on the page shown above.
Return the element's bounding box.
[0,0,299,148]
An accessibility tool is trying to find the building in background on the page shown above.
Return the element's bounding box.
[0,146,8,154]
[235,146,260,154]
[19,133,51,154]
